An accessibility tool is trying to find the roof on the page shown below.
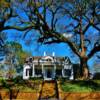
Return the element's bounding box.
[26,56,65,61]
[24,56,65,66]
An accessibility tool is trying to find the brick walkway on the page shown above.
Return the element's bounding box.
[38,80,59,100]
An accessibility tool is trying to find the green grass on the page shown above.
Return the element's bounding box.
[0,78,42,92]
[60,80,100,92]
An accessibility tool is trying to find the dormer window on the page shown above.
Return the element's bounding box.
[64,56,71,64]
[47,59,52,61]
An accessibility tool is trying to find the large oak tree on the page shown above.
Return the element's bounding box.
[15,0,100,79]
[0,0,100,79]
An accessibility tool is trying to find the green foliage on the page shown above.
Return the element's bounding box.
[1,79,10,89]
[6,41,31,66]
[61,80,100,92]
[1,41,31,78]
[6,42,22,51]
[0,78,41,92]
[0,0,10,8]
[12,76,23,84]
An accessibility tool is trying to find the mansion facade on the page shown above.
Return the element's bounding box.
[23,53,74,80]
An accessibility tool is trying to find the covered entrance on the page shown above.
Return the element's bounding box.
[46,69,53,78]
[43,65,55,80]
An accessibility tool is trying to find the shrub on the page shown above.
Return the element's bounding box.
[93,73,100,79]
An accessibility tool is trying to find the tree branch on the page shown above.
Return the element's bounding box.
[42,31,80,57]
[88,45,100,59]
[49,6,61,30]
[44,39,61,44]
[92,24,100,32]
[3,25,33,31]
[83,23,90,34]
[61,6,80,22]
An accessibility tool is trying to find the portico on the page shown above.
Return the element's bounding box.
[36,56,56,80]
[43,65,55,80]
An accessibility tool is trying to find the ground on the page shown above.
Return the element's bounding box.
[0,78,100,100]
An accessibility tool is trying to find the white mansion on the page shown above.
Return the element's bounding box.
[23,52,74,80]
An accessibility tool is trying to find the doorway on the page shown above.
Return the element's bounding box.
[47,69,52,78]
[43,66,54,80]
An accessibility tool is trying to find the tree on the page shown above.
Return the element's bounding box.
[14,0,100,79]
[0,0,99,79]
[0,0,33,59]
[3,41,31,78]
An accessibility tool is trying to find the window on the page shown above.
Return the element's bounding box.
[47,59,52,61]
[26,69,30,76]
[64,69,71,76]
[56,68,62,76]
[35,65,42,75]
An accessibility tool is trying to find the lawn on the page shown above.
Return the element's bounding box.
[0,77,42,92]
[1,77,100,92]
[60,80,100,92]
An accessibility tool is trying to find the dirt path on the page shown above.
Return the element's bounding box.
[38,80,59,100]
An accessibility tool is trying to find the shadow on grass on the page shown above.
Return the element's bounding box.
[62,92,100,100]
[70,80,100,91]
[61,80,100,92]
[1,79,20,100]
[0,93,3,100]
[0,78,41,99]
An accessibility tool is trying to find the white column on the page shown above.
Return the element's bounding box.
[23,65,26,79]
[62,64,65,77]
[69,65,74,80]
[62,69,64,77]
[54,65,56,78]
[42,64,44,78]
[32,64,35,77]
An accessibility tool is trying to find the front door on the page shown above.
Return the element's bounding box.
[43,65,55,80]
[47,69,52,78]
[44,68,53,80]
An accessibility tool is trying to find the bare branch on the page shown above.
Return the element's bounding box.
[49,6,61,30]
[92,24,100,32]
[83,23,90,34]
[4,25,33,31]
[88,45,100,59]
[61,6,80,22]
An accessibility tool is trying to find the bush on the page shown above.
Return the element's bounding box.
[93,73,100,79]
[12,76,23,84]
[1,79,10,88]
[29,77,43,81]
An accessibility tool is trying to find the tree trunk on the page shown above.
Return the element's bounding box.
[80,57,89,79]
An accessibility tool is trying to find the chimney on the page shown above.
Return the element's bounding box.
[52,52,55,57]
[44,51,46,56]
